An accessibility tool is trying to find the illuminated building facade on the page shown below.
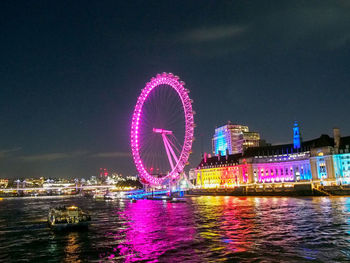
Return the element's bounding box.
[0,179,8,188]
[24,177,45,187]
[243,131,261,150]
[99,168,109,178]
[333,152,350,184]
[197,125,350,188]
[196,154,248,188]
[323,130,350,184]
[212,123,260,155]
[309,145,335,182]
[248,153,312,183]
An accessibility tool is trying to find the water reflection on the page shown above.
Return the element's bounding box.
[112,200,197,262]
[2,196,350,262]
[64,232,80,262]
[193,196,254,254]
[219,197,254,253]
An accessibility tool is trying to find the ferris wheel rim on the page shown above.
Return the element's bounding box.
[130,72,194,186]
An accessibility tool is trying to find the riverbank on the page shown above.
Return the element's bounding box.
[0,195,77,200]
[188,184,350,197]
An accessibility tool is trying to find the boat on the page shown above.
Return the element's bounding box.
[104,192,117,200]
[169,198,186,203]
[48,206,91,230]
[146,195,172,201]
[93,192,105,200]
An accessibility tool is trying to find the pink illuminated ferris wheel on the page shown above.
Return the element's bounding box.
[130,73,194,186]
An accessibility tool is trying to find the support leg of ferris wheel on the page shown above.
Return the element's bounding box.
[164,137,195,190]
[161,133,175,170]
[154,128,180,195]
[183,172,195,189]
[163,134,179,165]
[161,134,179,195]
[162,133,194,191]
[154,128,179,172]
[162,135,182,195]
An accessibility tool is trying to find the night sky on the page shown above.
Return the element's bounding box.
[1,1,349,179]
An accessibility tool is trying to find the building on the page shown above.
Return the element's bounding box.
[244,135,329,184]
[212,123,261,155]
[196,153,248,188]
[24,177,45,187]
[196,123,350,188]
[0,179,8,188]
[322,129,350,184]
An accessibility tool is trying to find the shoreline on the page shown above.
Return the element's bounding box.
[0,195,78,200]
[188,184,350,197]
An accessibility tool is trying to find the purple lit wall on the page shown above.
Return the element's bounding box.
[252,159,311,183]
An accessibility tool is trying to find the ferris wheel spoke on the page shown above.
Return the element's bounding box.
[141,135,169,176]
[164,105,185,127]
[162,134,175,170]
[164,136,179,163]
[168,135,182,156]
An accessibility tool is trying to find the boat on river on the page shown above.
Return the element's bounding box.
[93,192,105,200]
[146,195,172,201]
[169,198,186,203]
[104,192,118,200]
[48,206,91,230]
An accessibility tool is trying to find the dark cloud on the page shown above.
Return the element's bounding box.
[90,152,131,158]
[20,151,87,162]
[0,147,22,158]
[180,25,248,43]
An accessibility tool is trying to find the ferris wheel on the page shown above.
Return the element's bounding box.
[130,73,195,187]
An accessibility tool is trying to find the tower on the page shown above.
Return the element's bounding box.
[333,127,340,148]
[293,121,301,149]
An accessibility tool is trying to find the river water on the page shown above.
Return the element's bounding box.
[1,196,350,262]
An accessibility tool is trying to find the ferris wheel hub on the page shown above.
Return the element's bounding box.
[152,128,173,134]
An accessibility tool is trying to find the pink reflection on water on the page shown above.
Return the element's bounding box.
[195,196,255,254]
[219,197,254,253]
[110,200,197,262]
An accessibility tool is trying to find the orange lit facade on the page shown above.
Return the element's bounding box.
[195,154,250,188]
[0,179,8,188]
[196,165,248,188]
